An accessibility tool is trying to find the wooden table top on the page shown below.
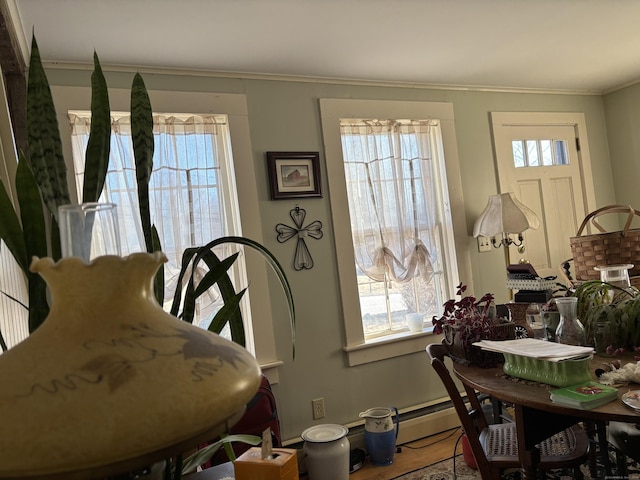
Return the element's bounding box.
[453,354,640,424]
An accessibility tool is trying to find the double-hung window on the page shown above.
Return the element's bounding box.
[320,99,470,366]
[69,111,249,342]
[340,118,454,337]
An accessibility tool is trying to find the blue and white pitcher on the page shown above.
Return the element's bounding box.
[359,406,399,466]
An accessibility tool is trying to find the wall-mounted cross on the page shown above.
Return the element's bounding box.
[275,206,323,270]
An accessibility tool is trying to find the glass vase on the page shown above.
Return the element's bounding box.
[554,297,586,346]
[58,202,121,261]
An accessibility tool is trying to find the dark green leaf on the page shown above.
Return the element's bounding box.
[170,246,199,317]
[27,271,49,333]
[0,166,27,272]
[131,73,154,253]
[82,52,111,203]
[26,33,70,221]
[208,289,247,345]
[16,153,47,267]
[179,434,260,475]
[169,236,296,356]
[152,225,164,304]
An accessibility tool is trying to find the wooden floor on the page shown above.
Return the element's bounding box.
[185,427,466,480]
[349,427,464,480]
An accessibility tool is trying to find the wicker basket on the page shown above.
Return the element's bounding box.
[570,205,640,282]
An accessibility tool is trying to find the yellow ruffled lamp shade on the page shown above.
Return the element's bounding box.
[0,252,261,479]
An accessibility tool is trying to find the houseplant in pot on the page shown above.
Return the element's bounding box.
[573,279,640,356]
[432,284,514,367]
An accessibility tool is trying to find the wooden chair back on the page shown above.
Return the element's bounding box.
[426,343,495,475]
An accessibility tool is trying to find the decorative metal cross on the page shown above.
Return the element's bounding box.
[275,206,323,270]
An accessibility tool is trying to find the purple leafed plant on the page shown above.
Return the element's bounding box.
[432,283,498,353]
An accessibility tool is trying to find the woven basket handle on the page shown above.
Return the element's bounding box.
[576,204,640,236]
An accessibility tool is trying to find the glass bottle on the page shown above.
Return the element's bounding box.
[526,303,544,339]
[554,297,586,346]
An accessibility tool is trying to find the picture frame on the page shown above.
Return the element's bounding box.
[267,151,322,200]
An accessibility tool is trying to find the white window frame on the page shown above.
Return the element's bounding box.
[320,99,472,366]
[52,87,283,381]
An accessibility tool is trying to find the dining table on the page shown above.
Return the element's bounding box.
[453,354,640,480]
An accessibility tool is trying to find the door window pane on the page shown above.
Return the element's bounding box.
[512,139,570,168]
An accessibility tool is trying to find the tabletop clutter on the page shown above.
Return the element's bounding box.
[474,338,628,410]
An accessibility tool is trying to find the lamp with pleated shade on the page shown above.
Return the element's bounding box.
[473,192,540,265]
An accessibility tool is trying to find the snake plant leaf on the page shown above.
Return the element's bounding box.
[151,225,164,305]
[209,289,247,345]
[16,153,47,269]
[170,246,199,317]
[0,169,27,273]
[171,246,246,346]
[196,251,245,345]
[214,236,296,357]
[193,253,240,297]
[171,236,296,357]
[26,34,70,221]
[179,434,261,475]
[82,52,111,203]
[27,270,49,333]
[0,326,7,352]
[190,250,246,345]
[15,153,49,333]
[50,216,61,261]
[131,73,154,253]
[179,252,239,324]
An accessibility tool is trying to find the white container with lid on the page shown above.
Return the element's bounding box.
[301,424,350,480]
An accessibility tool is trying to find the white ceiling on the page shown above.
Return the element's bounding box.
[9,0,640,93]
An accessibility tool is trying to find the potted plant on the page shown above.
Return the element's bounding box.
[432,284,513,367]
[573,279,640,356]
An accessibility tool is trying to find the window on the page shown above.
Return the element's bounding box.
[512,139,569,167]
[339,119,454,338]
[69,112,245,341]
[320,99,471,366]
[0,244,28,350]
[51,88,282,379]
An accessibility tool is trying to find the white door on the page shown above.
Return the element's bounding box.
[491,112,597,279]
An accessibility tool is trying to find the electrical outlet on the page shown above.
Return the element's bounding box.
[477,236,492,253]
[312,398,325,419]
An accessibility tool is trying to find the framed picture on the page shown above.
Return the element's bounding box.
[267,151,322,200]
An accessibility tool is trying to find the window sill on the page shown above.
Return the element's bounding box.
[343,328,441,366]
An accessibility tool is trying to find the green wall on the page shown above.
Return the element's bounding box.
[604,83,640,210]
[44,68,617,442]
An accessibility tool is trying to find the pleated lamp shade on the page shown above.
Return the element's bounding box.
[473,192,540,238]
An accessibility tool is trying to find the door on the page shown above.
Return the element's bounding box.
[491,112,597,279]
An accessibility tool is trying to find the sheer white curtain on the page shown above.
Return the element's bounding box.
[69,112,237,307]
[340,119,439,284]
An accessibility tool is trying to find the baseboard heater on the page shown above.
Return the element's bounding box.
[284,399,460,450]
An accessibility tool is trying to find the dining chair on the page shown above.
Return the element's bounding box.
[608,421,640,475]
[426,343,590,479]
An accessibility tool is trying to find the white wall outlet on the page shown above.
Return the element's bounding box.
[477,236,492,253]
[312,398,325,419]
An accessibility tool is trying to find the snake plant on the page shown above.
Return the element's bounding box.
[0,33,295,361]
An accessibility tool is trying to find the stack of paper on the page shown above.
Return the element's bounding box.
[550,381,618,409]
[473,338,594,362]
